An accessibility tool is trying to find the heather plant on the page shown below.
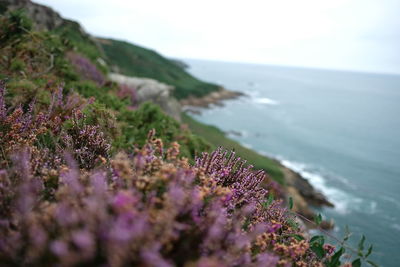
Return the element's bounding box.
[0,9,32,45]
[61,110,111,169]
[0,130,334,266]
[116,83,138,108]
[0,80,109,171]
[0,7,378,266]
[66,52,105,86]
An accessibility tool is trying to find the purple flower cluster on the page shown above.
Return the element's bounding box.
[0,81,109,173]
[66,52,105,86]
[0,132,329,266]
[0,81,334,267]
[117,84,138,109]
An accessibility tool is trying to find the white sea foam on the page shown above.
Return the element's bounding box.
[242,143,253,149]
[279,159,373,215]
[253,97,279,105]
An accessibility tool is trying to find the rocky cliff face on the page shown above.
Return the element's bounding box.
[2,0,64,31]
[2,0,98,47]
[109,73,182,122]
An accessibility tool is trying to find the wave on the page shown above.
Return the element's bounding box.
[252,97,279,105]
[279,158,376,215]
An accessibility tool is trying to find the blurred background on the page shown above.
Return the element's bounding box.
[35,0,400,74]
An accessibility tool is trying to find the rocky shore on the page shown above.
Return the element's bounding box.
[281,163,335,230]
[180,88,244,108]
[181,88,335,230]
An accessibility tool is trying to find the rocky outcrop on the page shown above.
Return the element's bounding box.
[2,0,103,55]
[281,165,334,230]
[109,73,182,122]
[180,88,244,108]
[2,0,64,31]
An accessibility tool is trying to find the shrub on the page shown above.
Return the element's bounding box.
[66,52,105,86]
[0,131,330,266]
[0,9,32,45]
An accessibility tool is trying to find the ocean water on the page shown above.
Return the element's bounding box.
[185,59,400,267]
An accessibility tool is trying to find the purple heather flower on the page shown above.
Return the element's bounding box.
[112,191,138,212]
[255,252,279,266]
[72,229,94,251]
[60,153,83,194]
[50,240,69,257]
[67,52,105,85]
[168,184,186,204]
[141,244,173,267]
[90,171,107,195]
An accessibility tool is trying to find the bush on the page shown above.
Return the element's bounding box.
[0,9,32,44]
[0,131,331,266]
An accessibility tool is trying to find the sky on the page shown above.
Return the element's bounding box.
[34,0,400,74]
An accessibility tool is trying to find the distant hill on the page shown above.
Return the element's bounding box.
[98,38,220,99]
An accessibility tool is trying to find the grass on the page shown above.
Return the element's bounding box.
[98,38,220,99]
[182,113,285,185]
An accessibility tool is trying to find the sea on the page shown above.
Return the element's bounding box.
[184,58,400,267]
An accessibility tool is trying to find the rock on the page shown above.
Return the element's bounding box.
[281,164,334,230]
[3,0,64,31]
[109,73,182,122]
[293,175,334,207]
[180,88,244,108]
[3,0,105,60]
[282,166,334,208]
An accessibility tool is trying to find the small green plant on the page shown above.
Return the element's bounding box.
[0,9,32,44]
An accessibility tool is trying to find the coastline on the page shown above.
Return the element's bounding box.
[280,163,335,230]
[180,87,244,108]
[181,88,335,230]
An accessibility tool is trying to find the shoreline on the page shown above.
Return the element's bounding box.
[180,87,244,108]
[279,162,335,230]
[181,89,335,230]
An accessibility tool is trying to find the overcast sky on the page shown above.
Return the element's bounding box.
[34,0,400,74]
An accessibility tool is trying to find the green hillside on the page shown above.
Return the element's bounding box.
[99,38,220,99]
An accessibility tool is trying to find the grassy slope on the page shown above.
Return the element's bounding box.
[42,9,285,185]
[182,114,285,185]
[98,38,220,99]
[0,9,210,162]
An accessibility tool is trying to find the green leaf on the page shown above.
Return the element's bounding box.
[262,193,274,208]
[352,258,361,267]
[286,218,299,229]
[344,225,352,241]
[311,243,325,259]
[367,260,380,267]
[242,217,251,231]
[314,213,322,225]
[365,245,373,258]
[358,235,366,254]
[328,247,344,267]
[310,235,325,245]
[289,196,293,210]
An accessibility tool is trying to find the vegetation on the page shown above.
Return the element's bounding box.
[0,6,378,267]
[99,38,220,99]
[182,113,285,185]
[52,20,109,73]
